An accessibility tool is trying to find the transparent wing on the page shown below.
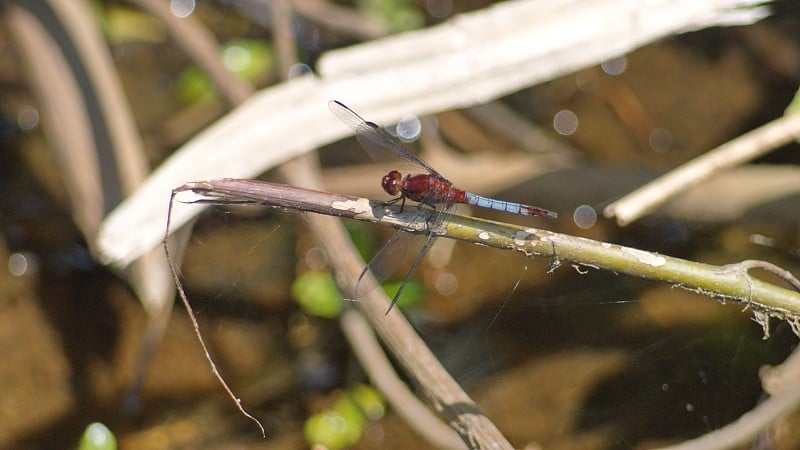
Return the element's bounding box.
[354,230,426,299]
[354,200,455,312]
[328,100,442,178]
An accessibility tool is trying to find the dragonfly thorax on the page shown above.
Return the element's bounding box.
[381,170,403,196]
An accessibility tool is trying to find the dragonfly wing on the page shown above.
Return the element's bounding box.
[355,202,450,311]
[328,100,442,177]
[355,229,429,299]
[384,231,437,313]
[328,100,460,312]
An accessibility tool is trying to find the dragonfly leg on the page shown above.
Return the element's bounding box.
[380,195,407,215]
[416,202,440,232]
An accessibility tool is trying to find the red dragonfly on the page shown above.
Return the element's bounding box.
[329,100,557,313]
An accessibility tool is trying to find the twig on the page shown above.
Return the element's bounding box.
[462,101,582,156]
[164,190,266,437]
[762,347,800,396]
[339,309,466,450]
[604,113,800,226]
[727,260,800,293]
[290,0,388,39]
[173,178,800,329]
[269,0,298,78]
[655,380,800,450]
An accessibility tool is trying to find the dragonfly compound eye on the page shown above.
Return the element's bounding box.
[381,170,402,196]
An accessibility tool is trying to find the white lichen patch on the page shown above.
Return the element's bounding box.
[332,198,372,214]
[528,228,556,243]
[174,189,213,204]
[478,231,490,240]
[621,247,666,267]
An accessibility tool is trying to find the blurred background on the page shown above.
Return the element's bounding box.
[1,0,800,449]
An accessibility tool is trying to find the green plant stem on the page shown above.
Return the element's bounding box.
[177,178,800,335]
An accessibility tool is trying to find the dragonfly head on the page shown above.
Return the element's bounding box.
[381,170,403,196]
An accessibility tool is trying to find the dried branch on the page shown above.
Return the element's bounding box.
[175,178,800,332]
[339,309,466,450]
[605,113,800,226]
[289,0,388,39]
[655,381,800,450]
[164,190,266,437]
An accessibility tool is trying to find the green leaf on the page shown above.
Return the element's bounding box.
[304,410,363,449]
[291,271,343,318]
[357,0,425,33]
[304,385,384,449]
[78,422,117,450]
[176,39,274,104]
[221,39,274,83]
[95,3,166,45]
[333,395,367,430]
[348,384,386,421]
[175,66,217,104]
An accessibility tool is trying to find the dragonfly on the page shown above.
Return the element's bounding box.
[328,100,557,313]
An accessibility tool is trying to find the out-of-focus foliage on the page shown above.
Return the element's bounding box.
[78,422,117,450]
[304,384,385,449]
[357,0,425,33]
[292,271,343,318]
[176,39,274,103]
[94,2,167,44]
[220,39,274,83]
[381,279,424,308]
